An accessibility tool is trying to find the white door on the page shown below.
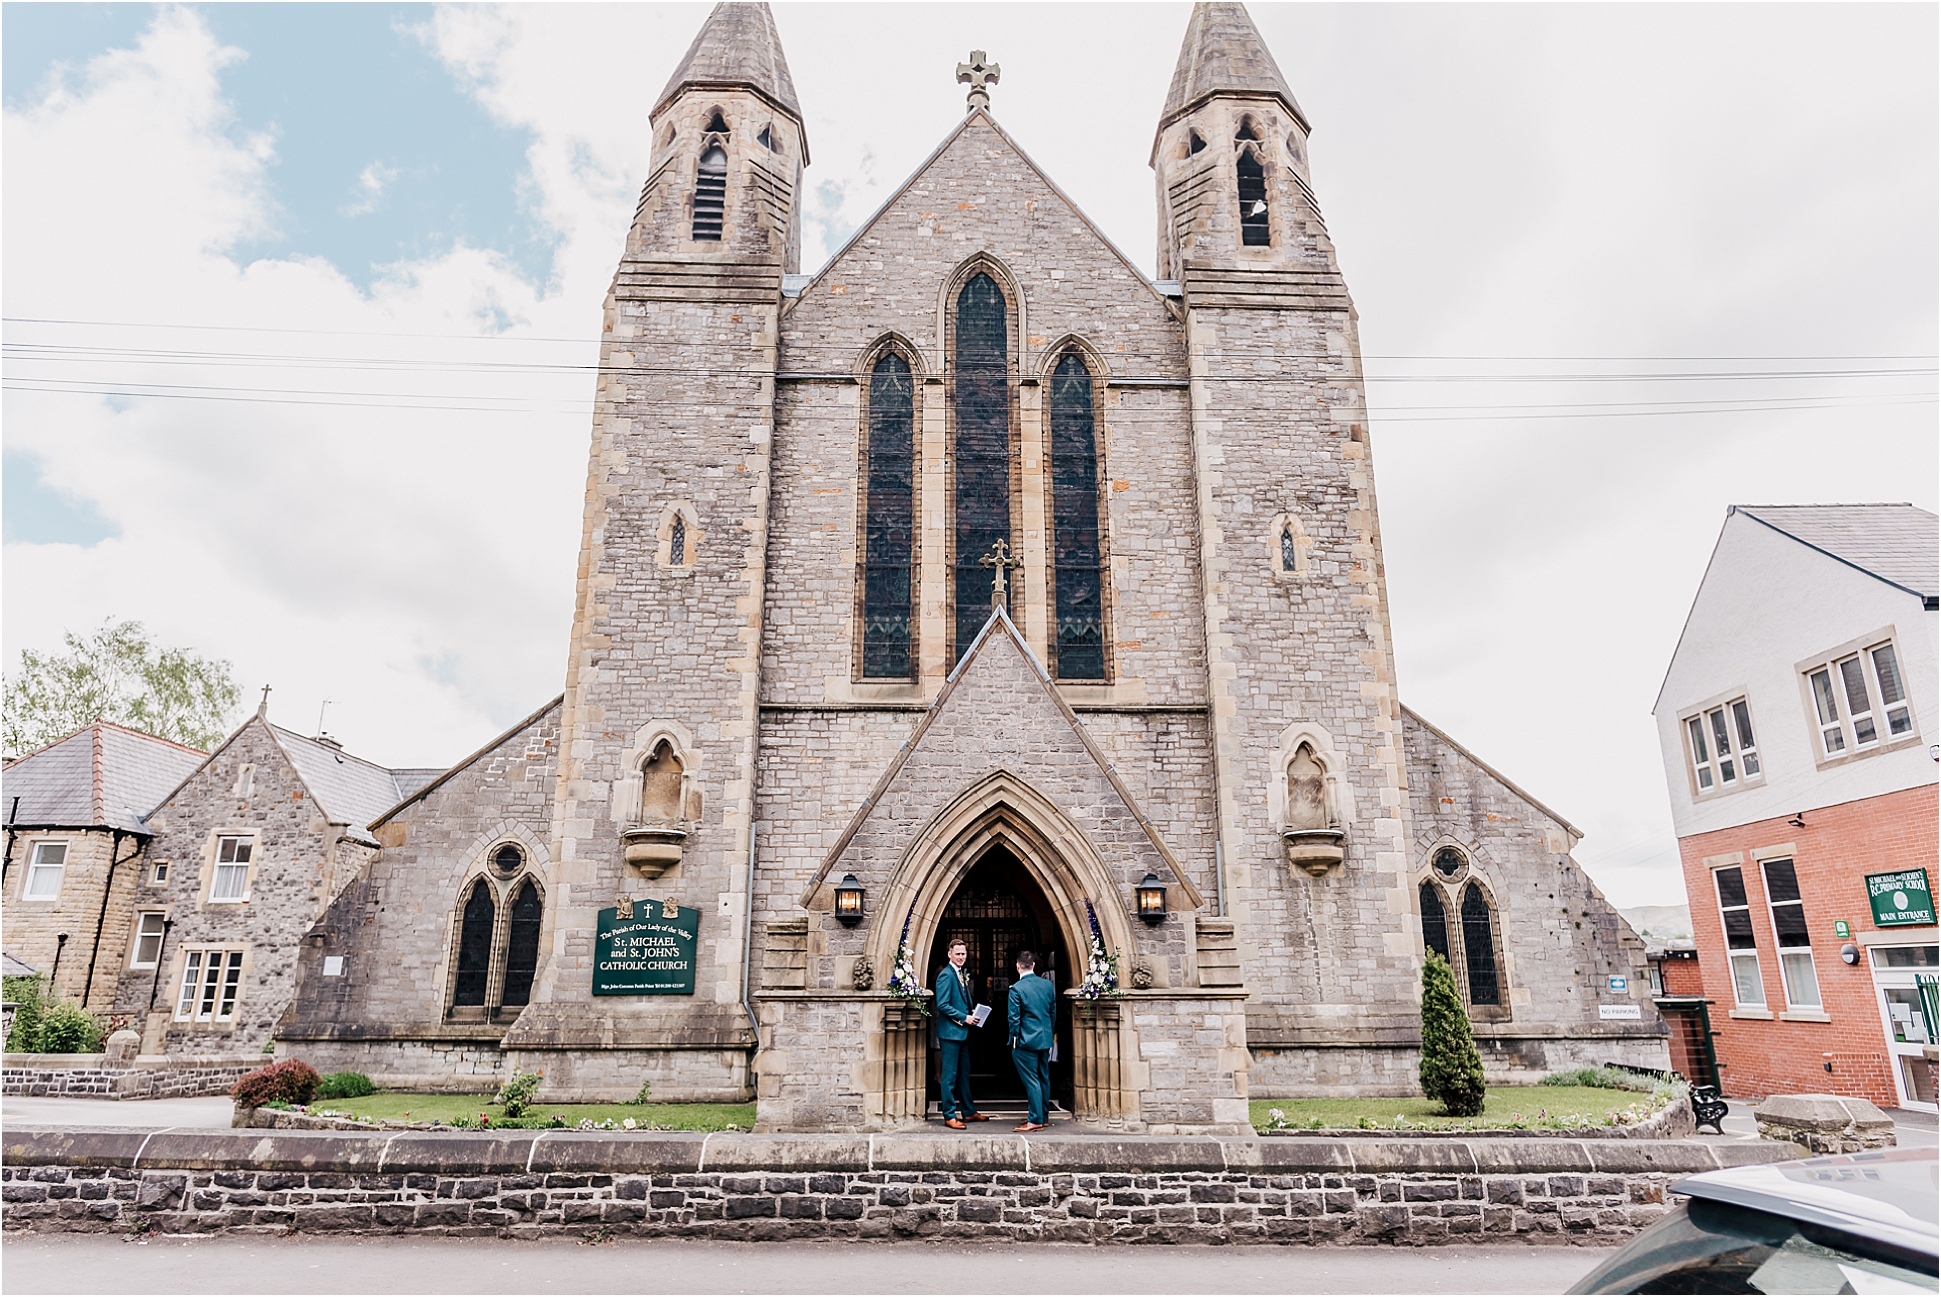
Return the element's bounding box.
[1870,943,1939,1112]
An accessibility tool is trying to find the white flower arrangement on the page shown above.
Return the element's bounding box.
[1074,898,1121,1001]
[884,902,932,1016]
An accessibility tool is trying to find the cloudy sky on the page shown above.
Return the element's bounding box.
[4,3,1935,908]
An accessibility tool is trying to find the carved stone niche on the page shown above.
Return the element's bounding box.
[621,741,688,877]
[1281,742,1345,877]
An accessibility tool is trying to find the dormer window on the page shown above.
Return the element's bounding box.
[693,145,726,241]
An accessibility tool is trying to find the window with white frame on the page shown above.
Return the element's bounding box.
[23,841,67,898]
[150,860,169,885]
[175,947,245,1022]
[210,836,253,901]
[1714,865,1764,1005]
[1684,697,1761,794]
[1761,858,1820,1008]
[1805,637,1917,758]
[130,912,167,968]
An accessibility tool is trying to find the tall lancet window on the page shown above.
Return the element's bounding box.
[1460,883,1502,1006]
[500,880,543,1009]
[452,878,494,1007]
[862,352,916,677]
[693,144,726,241]
[1049,352,1105,680]
[952,273,1012,663]
[1235,121,1269,246]
[1419,882,1451,964]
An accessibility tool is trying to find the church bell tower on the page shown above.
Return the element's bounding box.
[505,2,804,1099]
[1154,4,1422,1058]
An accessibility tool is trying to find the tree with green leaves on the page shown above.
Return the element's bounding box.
[3,619,241,758]
[1420,950,1487,1116]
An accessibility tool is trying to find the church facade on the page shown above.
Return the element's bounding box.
[278,2,1668,1131]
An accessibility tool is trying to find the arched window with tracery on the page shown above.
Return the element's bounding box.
[1460,882,1502,1006]
[862,350,915,677]
[1049,352,1105,679]
[500,880,543,1008]
[1419,882,1452,964]
[452,878,494,1007]
[952,272,1012,663]
[1235,120,1269,246]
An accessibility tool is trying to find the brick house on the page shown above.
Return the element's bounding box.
[2,723,206,1012]
[1654,503,1938,1110]
[277,2,1667,1124]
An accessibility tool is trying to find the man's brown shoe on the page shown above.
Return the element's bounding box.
[967,1113,992,1121]
[1012,1122,1039,1132]
[945,1118,967,1129]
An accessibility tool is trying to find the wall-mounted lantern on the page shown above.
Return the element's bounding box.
[833,873,866,926]
[1136,873,1168,923]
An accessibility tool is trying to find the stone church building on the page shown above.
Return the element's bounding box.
[278,2,1668,1131]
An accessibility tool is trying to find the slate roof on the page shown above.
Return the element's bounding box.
[1734,503,1938,602]
[270,727,429,847]
[3,951,39,976]
[1158,1,1308,139]
[652,2,802,130]
[2,722,207,833]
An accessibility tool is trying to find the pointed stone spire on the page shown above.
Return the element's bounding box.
[652,2,802,122]
[1158,2,1307,136]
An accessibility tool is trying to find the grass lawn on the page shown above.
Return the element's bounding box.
[313,1092,754,1132]
[1250,1085,1660,1132]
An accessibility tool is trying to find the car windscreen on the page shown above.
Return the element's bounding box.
[1568,1198,1937,1294]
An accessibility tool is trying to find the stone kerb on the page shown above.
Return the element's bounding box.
[1753,1094,1896,1154]
[3,1127,1805,1244]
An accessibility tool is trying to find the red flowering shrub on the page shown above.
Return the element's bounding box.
[231,1059,321,1108]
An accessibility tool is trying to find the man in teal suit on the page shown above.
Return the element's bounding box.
[933,938,987,1128]
[1006,949,1056,1131]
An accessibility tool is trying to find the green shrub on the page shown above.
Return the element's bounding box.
[1418,951,1485,1117]
[494,1070,542,1119]
[316,1071,377,1100]
[37,1002,104,1054]
[4,975,49,1052]
[628,1079,653,1106]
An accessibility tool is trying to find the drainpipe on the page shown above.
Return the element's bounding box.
[81,829,142,1008]
[2,795,20,889]
[740,822,761,1063]
[1213,840,1226,918]
[147,918,175,1011]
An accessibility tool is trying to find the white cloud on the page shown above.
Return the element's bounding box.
[342,160,400,217]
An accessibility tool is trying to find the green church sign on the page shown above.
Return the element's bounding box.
[1866,869,1935,929]
[594,899,699,995]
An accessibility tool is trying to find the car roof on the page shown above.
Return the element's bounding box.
[1673,1147,1938,1259]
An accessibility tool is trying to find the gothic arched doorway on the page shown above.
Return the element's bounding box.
[923,845,1073,1114]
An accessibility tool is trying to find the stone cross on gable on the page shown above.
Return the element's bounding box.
[979,539,1024,609]
[956,50,1000,112]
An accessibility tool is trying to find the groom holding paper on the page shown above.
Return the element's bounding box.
[934,939,990,1129]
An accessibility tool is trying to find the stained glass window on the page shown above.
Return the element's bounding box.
[1460,884,1501,1006]
[1281,525,1298,572]
[1049,353,1105,679]
[501,881,543,1008]
[862,352,915,677]
[953,273,1011,663]
[453,878,493,1007]
[693,144,726,241]
[1420,882,1451,964]
[669,514,687,566]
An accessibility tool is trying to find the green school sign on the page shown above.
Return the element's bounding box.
[1866,869,1935,929]
[593,900,699,995]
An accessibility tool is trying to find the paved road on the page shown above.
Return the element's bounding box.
[0,1236,1614,1295]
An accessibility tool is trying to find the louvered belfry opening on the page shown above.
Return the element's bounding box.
[862,351,916,677]
[1419,881,1451,964]
[693,143,727,240]
[952,273,1012,664]
[452,878,494,1006]
[1460,883,1502,1006]
[1049,353,1105,680]
[1235,121,1270,246]
[500,880,543,1009]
